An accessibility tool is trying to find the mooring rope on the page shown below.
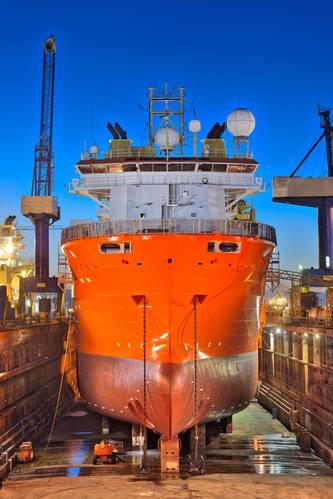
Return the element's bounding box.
[193,296,199,463]
[141,296,148,471]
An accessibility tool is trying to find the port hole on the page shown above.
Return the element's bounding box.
[100,242,131,253]
[219,242,239,252]
[208,241,240,253]
[168,258,173,263]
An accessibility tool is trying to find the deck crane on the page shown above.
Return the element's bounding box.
[273,108,333,278]
[21,35,60,311]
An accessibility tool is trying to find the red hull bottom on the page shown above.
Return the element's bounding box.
[78,351,257,437]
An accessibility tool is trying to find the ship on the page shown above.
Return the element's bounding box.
[61,85,276,466]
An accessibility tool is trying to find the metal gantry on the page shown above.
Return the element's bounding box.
[148,83,185,157]
[31,36,56,197]
[21,35,60,297]
[273,108,333,271]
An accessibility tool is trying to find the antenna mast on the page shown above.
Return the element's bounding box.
[148,84,185,157]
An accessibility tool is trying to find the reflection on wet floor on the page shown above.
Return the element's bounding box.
[7,403,333,481]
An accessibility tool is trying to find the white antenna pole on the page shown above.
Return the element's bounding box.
[189,119,201,158]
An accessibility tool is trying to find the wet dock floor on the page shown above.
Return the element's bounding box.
[2,402,333,498]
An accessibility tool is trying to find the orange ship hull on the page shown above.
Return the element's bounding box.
[63,232,274,438]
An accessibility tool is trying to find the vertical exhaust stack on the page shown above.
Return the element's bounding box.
[107,122,120,139]
[107,122,131,159]
[114,122,127,139]
[202,121,228,158]
[207,122,221,139]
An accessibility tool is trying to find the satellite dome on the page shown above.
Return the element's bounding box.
[226,108,255,137]
[189,119,201,133]
[154,126,180,150]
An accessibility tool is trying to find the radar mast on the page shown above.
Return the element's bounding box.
[148,83,185,158]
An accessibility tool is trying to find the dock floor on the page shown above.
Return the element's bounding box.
[1,402,333,498]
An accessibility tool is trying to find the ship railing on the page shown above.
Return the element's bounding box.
[77,171,259,189]
[62,218,276,245]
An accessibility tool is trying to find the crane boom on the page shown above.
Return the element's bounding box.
[21,35,59,285]
[31,35,56,196]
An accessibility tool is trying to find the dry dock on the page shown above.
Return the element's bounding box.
[2,474,333,499]
[1,403,332,498]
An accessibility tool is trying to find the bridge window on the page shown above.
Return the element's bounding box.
[212,164,227,172]
[198,163,213,172]
[122,164,136,172]
[167,163,196,171]
[153,164,166,171]
[140,164,153,171]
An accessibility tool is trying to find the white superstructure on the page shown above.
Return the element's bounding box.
[70,86,263,223]
[71,159,263,221]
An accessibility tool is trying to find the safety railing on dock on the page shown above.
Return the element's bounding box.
[0,393,71,481]
[283,316,333,327]
[0,317,66,330]
[61,218,277,245]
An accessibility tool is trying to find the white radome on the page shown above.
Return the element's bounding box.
[154,126,180,150]
[189,119,201,133]
[226,108,255,137]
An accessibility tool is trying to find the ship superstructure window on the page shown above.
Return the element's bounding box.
[198,163,213,172]
[208,242,240,253]
[100,242,131,254]
[212,164,227,172]
[167,163,196,171]
[122,164,137,172]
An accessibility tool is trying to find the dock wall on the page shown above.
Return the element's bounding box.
[259,324,333,465]
[0,320,77,480]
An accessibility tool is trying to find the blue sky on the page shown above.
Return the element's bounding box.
[0,0,332,272]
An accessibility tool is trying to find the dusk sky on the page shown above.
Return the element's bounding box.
[0,0,332,272]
